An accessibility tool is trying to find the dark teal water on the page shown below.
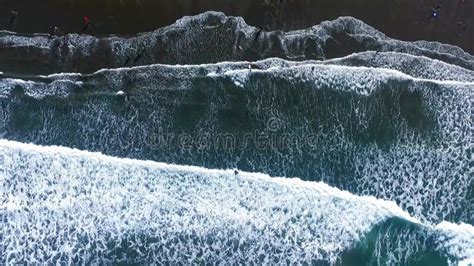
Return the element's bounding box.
[1,63,471,225]
[0,13,472,265]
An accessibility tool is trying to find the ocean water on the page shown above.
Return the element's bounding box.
[0,12,473,265]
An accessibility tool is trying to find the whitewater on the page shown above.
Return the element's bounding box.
[1,140,472,264]
[1,11,473,265]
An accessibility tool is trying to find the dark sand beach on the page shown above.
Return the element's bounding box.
[0,0,472,53]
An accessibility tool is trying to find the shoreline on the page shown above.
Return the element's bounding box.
[0,0,472,53]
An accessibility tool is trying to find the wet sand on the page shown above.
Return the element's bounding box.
[0,0,472,53]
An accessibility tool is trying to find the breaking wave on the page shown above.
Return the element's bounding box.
[1,11,472,265]
[1,140,472,265]
[0,12,472,75]
[0,60,472,225]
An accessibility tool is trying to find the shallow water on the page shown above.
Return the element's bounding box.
[0,12,473,265]
[2,140,472,265]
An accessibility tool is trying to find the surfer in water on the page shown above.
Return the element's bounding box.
[115,90,129,103]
